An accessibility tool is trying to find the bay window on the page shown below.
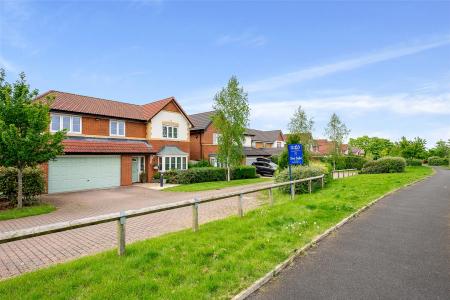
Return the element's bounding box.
[159,156,188,172]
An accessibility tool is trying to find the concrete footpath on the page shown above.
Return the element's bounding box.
[250,167,450,300]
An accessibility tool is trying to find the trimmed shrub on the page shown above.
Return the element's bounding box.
[0,167,45,206]
[428,156,449,166]
[189,160,212,168]
[406,158,422,166]
[274,165,327,194]
[139,171,147,183]
[153,172,161,180]
[163,166,258,184]
[344,155,368,170]
[360,157,406,174]
[164,168,226,184]
[231,166,257,179]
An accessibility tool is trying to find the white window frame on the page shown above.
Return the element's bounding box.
[110,119,125,137]
[212,133,221,145]
[162,125,179,139]
[158,155,188,172]
[50,113,82,134]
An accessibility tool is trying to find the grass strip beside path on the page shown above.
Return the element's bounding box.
[0,203,55,221]
[164,177,272,192]
[0,167,431,299]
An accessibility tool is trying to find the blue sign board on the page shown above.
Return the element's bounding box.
[288,144,303,165]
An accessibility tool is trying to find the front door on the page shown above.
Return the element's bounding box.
[132,158,139,183]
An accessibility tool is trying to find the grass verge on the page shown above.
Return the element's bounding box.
[0,166,432,299]
[0,203,55,221]
[164,177,272,192]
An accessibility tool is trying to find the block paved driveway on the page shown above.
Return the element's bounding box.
[0,182,272,279]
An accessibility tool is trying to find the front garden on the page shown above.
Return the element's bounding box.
[0,166,432,299]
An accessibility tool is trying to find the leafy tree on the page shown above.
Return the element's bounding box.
[349,136,393,159]
[0,70,65,208]
[428,140,449,158]
[391,136,427,159]
[324,113,350,169]
[278,133,310,169]
[212,76,250,181]
[287,105,314,137]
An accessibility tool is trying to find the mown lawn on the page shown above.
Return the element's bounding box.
[164,177,272,192]
[0,203,55,221]
[0,167,432,299]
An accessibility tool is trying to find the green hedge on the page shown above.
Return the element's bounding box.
[361,157,406,174]
[428,156,449,166]
[343,155,367,170]
[0,167,45,205]
[274,165,327,194]
[406,158,422,166]
[163,166,257,184]
[188,160,212,169]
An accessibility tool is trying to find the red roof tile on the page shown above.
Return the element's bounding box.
[63,139,153,153]
[37,91,193,125]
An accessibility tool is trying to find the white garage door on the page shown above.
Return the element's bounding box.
[48,155,121,194]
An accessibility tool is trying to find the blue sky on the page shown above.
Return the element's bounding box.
[1,1,449,147]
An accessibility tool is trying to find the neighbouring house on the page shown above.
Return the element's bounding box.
[189,111,283,166]
[37,91,193,194]
[311,139,364,156]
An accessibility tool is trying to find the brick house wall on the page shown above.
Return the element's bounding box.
[120,155,132,186]
[189,123,219,161]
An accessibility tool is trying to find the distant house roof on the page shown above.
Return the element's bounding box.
[62,137,153,153]
[243,147,272,157]
[189,111,215,131]
[247,129,284,143]
[36,90,193,125]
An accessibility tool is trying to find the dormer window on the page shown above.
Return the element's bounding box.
[50,113,82,134]
[162,125,178,139]
[110,120,125,136]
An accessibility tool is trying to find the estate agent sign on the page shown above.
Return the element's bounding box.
[288,144,303,165]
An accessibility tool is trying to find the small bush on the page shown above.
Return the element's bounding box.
[274,165,327,194]
[0,167,45,206]
[139,171,147,183]
[231,166,258,179]
[406,158,422,166]
[428,156,449,166]
[270,155,279,164]
[189,160,212,168]
[344,155,368,170]
[153,172,161,180]
[360,157,406,174]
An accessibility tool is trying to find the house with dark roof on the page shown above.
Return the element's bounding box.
[188,111,284,166]
[37,91,193,193]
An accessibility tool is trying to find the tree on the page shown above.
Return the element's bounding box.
[288,105,314,137]
[212,76,250,181]
[0,70,65,208]
[349,136,393,159]
[428,140,449,158]
[392,136,427,159]
[324,113,350,169]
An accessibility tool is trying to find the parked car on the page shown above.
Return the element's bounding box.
[256,157,278,169]
[252,161,276,176]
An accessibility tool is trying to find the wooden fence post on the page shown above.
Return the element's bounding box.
[308,179,312,194]
[291,182,295,200]
[238,194,244,217]
[192,198,199,232]
[321,176,324,188]
[117,211,126,256]
[269,188,274,206]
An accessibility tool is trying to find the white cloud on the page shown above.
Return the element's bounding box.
[246,36,450,92]
[216,30,267,47]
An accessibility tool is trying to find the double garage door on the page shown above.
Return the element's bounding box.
[48,155,121,194]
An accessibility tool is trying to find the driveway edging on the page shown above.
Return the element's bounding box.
[232,169,435,300]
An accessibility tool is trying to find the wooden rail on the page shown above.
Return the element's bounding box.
[0,175,325,255]
[332,169,358,179]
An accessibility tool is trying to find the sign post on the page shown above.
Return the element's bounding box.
[287,144,304,200]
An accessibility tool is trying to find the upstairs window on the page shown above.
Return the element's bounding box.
[50,114,82,134]
[110,120,125,136]
[213,133,221,145]
[162,125,178,139]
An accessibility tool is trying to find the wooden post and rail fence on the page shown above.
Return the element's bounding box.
[0,175,327,256]
[332,168,358,179]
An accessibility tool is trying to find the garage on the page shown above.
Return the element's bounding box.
[48,155,121,193]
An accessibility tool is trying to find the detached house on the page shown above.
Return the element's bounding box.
[189,111,285,166]
[37,91,193,194]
